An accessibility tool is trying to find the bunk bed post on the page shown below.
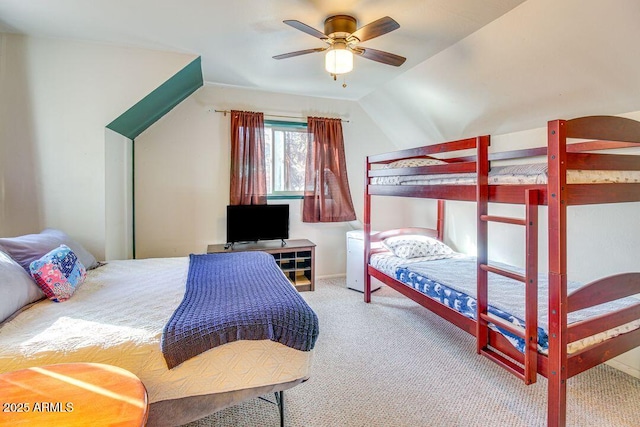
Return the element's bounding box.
[364,156,372,303]
[547,119,569,427]
[436,200,445,242]
[524,189,539,385]
[476,135,490,354]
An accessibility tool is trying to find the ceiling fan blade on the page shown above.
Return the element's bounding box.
[354,47,406,67]
[349,16,399,43]
[284,20,329,40]
[273,47,327,60]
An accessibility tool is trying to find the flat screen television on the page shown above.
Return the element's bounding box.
[226,204,289,244]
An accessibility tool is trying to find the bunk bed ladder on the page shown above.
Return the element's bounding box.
[477,189,540,385]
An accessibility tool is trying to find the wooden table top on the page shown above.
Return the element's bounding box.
[0,362,148,426]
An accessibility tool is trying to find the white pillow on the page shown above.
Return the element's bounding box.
[0,228,98,271]
[372,157,448,185]
[386,157,447,168]
[382,235,454,260]
[0,249,45,323]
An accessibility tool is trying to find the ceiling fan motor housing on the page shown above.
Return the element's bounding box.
[324,15,357,39]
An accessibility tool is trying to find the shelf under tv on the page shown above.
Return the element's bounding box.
[206,239,316,292]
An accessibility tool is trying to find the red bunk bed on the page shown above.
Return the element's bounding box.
[363,115,640,427]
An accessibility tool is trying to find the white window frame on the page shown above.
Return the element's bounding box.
[264,120,308,199]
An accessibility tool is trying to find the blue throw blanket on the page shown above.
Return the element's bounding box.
[162,251,319,369]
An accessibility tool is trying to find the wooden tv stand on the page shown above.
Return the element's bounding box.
[207,239,316,292]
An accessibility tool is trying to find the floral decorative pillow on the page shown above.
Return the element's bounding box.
[29,245,86,302]
[372,157,448,185]
[386,157,447,168]
[382,235,454,260]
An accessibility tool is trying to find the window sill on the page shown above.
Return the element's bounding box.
[268,195,303,200]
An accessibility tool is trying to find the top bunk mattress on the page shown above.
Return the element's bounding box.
[370,252,640,355]
[0,257,313,403]
[371,163,640,186]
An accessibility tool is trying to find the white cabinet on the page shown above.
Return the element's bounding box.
[346,230,381,292]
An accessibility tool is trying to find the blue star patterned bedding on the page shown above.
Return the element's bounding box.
[370,253,639,354]
[162,251,319,369]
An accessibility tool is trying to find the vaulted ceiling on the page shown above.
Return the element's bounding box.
[0,0,524,100]
[359,0,640,143]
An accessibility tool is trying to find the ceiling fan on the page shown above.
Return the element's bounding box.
[273,15,406,76]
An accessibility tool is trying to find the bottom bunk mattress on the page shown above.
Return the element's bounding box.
[370,253,640,354]
[0,256,315,404]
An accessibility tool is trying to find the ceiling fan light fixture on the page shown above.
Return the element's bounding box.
[276,15,405,77]
[325,44,353,75]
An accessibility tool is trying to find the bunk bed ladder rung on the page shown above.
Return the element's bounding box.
[480,214,526,226]
[480,348,526,381]
[477,189,540,386]
[479,313,525,340]
[480,264,525,282]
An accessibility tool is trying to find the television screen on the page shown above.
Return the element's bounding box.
[226,204,289,243]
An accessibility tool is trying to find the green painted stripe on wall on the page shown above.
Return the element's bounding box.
[106,56,203,139]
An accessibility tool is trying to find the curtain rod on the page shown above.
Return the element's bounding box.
[212,109,349,123]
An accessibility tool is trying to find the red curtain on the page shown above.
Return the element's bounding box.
[303,117,356,222]
[229,110,267,205]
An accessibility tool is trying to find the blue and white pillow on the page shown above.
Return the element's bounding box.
[382,235,454,260]
[29,245,86,302]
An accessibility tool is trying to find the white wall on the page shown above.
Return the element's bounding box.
[0,33,196,259]
[133,83,400,276]
[0,33,41,237]
[105,129,133,260]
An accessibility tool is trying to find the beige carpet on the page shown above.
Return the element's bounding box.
[185,277,640,427]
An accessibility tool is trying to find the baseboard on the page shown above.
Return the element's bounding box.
[317,274,346,280]
[606,359,640,379]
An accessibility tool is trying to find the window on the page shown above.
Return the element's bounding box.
[264,120,308,198]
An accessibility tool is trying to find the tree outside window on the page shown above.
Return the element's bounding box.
[264,121,307,197]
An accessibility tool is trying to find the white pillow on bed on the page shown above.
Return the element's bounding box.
[372,157,448,185]
[386,157,447,168]
[0,249,44,324]
[0,229,98,272]
[382,235,454,260]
